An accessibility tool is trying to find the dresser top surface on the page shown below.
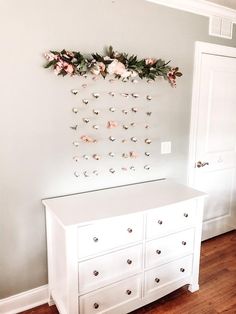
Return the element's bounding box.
[43,180,206,226]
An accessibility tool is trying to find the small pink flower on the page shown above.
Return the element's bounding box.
[98,62,105,72]
[80,135,96,143]
[167,69,177,87]
[130,151,138,158]
[90,61,105,75]
[107,121,118,129]
[145,58,156,66]
[54,60,64,75]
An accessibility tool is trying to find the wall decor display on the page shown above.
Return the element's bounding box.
[44,46,182,86]
[68,83,162,178]
[43,46,182,181]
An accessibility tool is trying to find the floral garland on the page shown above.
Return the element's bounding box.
[44,46,182,87]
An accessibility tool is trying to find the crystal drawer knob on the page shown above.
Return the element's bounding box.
[93,270,99,276]
[184,213,188,218]
[182,241,187,246]
[180,268,185,272]
[158,220,163,225]
[156,249,161,255]
[155,278,160,283]
[127,228,133,233]
[93,303,99,309]
[126,289,132,295]
[127,259,132,265]
[93,237,98,242]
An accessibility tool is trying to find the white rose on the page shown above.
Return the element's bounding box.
[107,60,118,75]
[130,70,138,78]
[121,70,132,78]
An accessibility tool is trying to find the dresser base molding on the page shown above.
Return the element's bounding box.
[43,180,205,314]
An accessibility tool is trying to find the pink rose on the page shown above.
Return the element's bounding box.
[54,60,74,75]
[64,63,74,74]
[145,58,156,66]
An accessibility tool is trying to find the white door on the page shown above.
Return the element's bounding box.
[189,42,236,241]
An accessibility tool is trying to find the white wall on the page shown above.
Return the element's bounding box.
[0,0,236,299]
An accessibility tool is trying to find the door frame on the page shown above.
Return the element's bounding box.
[188,41,236,238]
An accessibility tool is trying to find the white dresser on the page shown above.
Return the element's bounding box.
[43,179,206,314]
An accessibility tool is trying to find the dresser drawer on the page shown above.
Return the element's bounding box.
[146,200,196,239]
[145,229,194,268]
[80,275,142,314]
[77,213,143,259]
[79,245,142,293]
[144,255,193,296]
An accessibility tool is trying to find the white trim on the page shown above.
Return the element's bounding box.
[0,285,48,314]
[147,0,236,39]
[188,41,236,187]
[202,215,235,240]
[146,0,236,21]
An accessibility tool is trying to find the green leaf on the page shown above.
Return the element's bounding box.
[108,46,114,58]
[100,71,106,78]
[44,60,56,68]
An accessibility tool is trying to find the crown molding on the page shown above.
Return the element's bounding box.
[147,0,236,23]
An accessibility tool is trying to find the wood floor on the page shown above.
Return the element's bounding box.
[21,231,236,314]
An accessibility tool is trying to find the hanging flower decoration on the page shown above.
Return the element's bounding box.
[44,46,182,87]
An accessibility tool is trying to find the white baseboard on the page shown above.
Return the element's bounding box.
[0,285,48,314]
[202,216,235,241]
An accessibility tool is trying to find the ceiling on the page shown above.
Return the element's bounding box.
[207,0,236,10]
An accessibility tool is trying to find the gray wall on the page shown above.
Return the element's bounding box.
[0,0,236,299]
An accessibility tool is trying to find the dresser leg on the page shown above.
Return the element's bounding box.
[188,283,199,293]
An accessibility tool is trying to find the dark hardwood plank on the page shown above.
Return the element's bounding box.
[20,231,236,314]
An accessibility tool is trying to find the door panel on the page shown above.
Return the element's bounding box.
[196,168,235,221]
[191,50,236,240]
[205,71,236,153]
